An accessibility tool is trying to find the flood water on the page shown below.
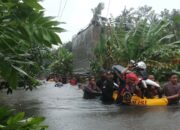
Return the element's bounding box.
[0,82,180,130]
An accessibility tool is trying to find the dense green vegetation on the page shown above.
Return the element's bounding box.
[0,107,47,130]
[0,1,179,129]
[92,4,180,81]
[49,47,73,76]
[0,0,65,128]
[0,0,64,92]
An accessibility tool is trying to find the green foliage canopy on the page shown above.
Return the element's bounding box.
[0,107,48,130]
[49,47,73,76]
[93,6,180,80]
[0,0,64,91]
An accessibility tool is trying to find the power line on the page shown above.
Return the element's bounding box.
[59,0,68,20]
[106,0,111,18]
[57,0,62,17]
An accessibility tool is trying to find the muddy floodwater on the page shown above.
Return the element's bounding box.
[0,82,180,130]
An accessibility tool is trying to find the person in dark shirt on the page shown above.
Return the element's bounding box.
[101,70,114,104]
[162,73,180,105]
[96,70,107,90]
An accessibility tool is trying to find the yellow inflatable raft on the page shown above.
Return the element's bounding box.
[112,91,168,106]
[112,91,119,100]
[131,95,168,106]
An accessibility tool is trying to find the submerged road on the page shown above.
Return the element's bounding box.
[0,82,180,130]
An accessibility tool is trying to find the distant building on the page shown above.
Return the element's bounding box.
[72,23,102,74]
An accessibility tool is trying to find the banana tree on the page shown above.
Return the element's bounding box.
[93,6,180,80]
[49,47,73,76]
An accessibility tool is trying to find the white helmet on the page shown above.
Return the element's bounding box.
[137,61,146,70]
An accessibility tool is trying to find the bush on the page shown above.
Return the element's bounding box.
[0,107,48,130]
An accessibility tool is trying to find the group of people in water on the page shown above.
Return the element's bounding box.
[84,63,180,105]
[46,74,78,86]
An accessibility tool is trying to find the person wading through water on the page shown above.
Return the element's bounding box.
[162,73,180,105]
[116,72,141,105]
[101,70,115,104]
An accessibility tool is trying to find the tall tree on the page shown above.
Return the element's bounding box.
[91,2,105,25]
[0,0,64,92]
[93,6,180,80]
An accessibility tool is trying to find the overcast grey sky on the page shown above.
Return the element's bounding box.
[41,0,180,43]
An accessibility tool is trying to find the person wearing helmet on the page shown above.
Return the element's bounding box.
[136,61,148,80]
[137,61,147,70]
[120,61,147,79]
